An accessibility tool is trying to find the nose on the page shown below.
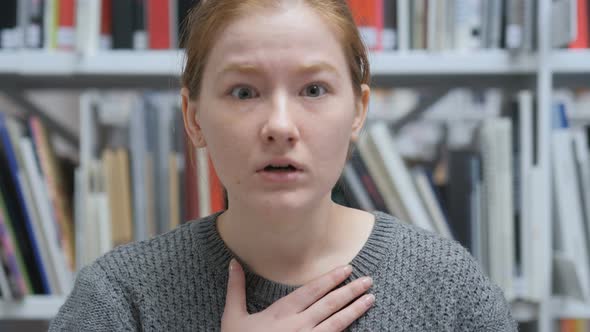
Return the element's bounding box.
[259,93,300,147]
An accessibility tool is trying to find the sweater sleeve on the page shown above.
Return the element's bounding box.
[453,249,518,332]
[49,262,138,332]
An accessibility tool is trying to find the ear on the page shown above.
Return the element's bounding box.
[350,84,370,143]
[181,87,207,148]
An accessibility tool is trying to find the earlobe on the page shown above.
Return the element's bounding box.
[181,87,207,148]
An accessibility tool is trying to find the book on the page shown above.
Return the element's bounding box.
[348,0,383,51]
[479,118,515,300]
[411,167,452,239]
[0,114,49,294]
[0,188,32,298]
[148,0,171,49]
[29,116,75,273]
[0,0,18,49]
[111,0,133,49]
[552,129,590,301]
[569,0,589,48]
[361,122,434,232]
[19,137,72,295]
[57,0,75,50]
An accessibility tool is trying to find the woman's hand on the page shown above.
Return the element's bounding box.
[221,259,374,332]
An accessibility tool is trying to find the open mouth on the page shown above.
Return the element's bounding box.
[263,165,299,172]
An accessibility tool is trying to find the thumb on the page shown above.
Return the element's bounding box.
[223,258,247,318]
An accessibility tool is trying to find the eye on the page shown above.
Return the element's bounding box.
[231,86,258,100]
[302,84,327,98]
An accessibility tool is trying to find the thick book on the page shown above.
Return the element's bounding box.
[446,149,480,253]
[26,0,45,48]
[479,118,515,301]
[396,0,410,50]
[111,0,134,49]
[133,0,147,49]
[43,0,59,49]
[57,0,75,50]
[552,0,577,47]
[569,0,589,48]
[0,0,18,49]
[382,0,396,50]
[100,0,112,49]
[129,98,149,241]
[148,0,171,49]
[410,0,426,50]
[552,129,590,301]
[348,0,383,50]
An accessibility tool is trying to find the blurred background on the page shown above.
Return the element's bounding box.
[0,0,588,331]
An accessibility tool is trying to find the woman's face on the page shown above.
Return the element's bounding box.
[183,3,369,212]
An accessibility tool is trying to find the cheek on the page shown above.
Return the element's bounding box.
[310,118,353,171]
[198,117,250,188]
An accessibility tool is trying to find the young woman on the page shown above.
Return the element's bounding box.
[50,1,516,331]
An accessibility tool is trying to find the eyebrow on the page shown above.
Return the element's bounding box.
[217,61,341,77]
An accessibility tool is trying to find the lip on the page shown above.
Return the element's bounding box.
[255,157,305,172]
[256,169,303,183]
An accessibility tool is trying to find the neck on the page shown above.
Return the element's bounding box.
[217,196,362,285]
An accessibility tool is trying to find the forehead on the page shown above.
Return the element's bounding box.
[205,4,348,76]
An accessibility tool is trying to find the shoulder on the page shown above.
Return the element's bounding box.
[373,211,517,331]
[372,210,472,268]
[89,212,222,285]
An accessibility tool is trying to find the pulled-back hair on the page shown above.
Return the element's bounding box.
[180,0,370,100]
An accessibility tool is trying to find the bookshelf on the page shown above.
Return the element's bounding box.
[0,295,65,320]
[0,0,588,331]
[552,298,590,320]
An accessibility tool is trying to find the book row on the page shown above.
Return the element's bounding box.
[349,0,590,51]
[1,0,588,52]
[0,0,197,51]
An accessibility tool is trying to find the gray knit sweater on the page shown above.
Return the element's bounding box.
[49,210,517,331]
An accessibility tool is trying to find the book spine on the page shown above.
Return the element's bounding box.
[111,0,133,49]
[100,0,112,49]
[57,0,75,50]
[148,0,171,49]
[569,0,589,48]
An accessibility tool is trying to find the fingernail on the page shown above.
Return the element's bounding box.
[229,258,236,271]
[343,265,352,275]
[364,294,375,307]
[362,277,373,287]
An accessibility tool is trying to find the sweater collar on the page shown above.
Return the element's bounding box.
[194,210,395,304]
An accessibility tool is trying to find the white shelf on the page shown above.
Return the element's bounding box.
[0,49,539,77]
[552,50,590,73]
[370,50,537,75]
[511,301,538,322]
[2,49,590,79]
[0,50,184,76]
[551,297,590,319]
[0,295,65,320]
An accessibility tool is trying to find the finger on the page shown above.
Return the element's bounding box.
[312,294,375,332]
[223,259,247,319]
[302,276,373,326]
[271,265,353,316]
